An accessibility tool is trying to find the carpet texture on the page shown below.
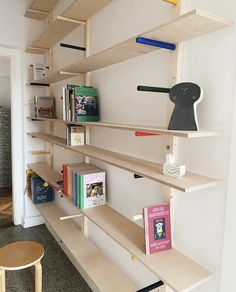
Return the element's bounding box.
[0,224,92,292]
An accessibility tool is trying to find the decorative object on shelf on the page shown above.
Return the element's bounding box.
[31,176,54,204]
[31,63,49,80]
[136,37,176,51]
[162,154,186,177]
[66,124,85,146]
[32,96,56,118]
[137,82,203,131]
[168,82,203,131]
[143,204,172,255]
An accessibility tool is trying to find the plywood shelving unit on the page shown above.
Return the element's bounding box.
[28,162,212,292]
[27,117,220,138]
[28,132,218,192]
[30,9,232,84]
[26,0,112,53]
[25,1,232,291]
[25,0,59,20]
[35,203,136,292]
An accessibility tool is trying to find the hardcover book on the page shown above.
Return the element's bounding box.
[79,170,106,209]
[31,176,54,204]
[143,204,172,255]
[66,125,85,146]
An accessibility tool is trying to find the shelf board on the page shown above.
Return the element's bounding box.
[28,132,218,192]
[36,203,136,291]
[28,162,62,184]
[26,0,112,53]
[27,117,220,138]
[25,0,59,20]
[30,8,232,82]
[83,205,212,292]
[28,162,212,290]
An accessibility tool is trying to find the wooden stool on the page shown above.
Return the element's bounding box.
[0,241,44,292]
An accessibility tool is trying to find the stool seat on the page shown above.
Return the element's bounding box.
[0,241,44,270]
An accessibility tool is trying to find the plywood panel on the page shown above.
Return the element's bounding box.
[28,132,218,192]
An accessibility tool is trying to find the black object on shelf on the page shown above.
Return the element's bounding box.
[137,85,170,93]
[136,280,164,292]
[60,43,86,51]
[134,174,143,179]
[30,82,50,87]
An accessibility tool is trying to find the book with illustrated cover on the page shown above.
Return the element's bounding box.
[66,125,85,146]
[33,63,47,80]
[143,204,172,255]
[75,86,100,122]
[79,170,106,209]
[31,176,54,204]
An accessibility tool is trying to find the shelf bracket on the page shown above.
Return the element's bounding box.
[60,43,86,51]
[57,16,87,25]
[60,213,84,221]
[137,85,170,93]
[162,0,179,5]
[136,280,164,292]
[136,37,176,51]
[26,9,48,16]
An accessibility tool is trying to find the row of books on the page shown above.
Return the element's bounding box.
[63,85,100,122]
[63,162,106,209]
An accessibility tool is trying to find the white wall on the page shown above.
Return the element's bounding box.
[48,0,236,291]
[0,58,10,107]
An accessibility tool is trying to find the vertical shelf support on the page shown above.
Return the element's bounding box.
[162,1,186,291]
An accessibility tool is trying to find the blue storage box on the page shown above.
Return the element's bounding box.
[31,176,54,204]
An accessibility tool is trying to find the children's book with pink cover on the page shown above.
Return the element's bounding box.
[143,204,172,255]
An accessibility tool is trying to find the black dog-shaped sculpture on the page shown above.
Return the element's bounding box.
[168,82,203,131]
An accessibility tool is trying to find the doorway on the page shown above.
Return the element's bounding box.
[0,57,12,227]
[0,46,24,226]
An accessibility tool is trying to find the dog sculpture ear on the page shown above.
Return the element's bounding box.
[168,82,203,131]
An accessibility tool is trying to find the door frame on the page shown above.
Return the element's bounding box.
[0,46,24,225]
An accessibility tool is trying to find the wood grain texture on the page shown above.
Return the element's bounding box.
[36,203,136,291]
[82,205,212,292]
[27,117,220,138]
[27,132,218,192]
[25,0,59,20]
[0,241,44,270]
[26,0,112,52]
[31,9,232,82]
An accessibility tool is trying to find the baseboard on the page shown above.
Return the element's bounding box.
[22,215,45,228]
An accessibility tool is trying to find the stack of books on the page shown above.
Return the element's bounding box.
[63,162,106,209]
[63,84,100,122]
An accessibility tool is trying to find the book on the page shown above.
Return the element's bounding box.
[66,125,85,146]
[33,96,56,118]
[79,170,106,209]
[143,204,172,255]
[75,86,100,122]
[31,176,54,204]
[33,63,47,80]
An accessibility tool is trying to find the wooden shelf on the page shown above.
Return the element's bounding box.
[26,0,112,53]
[25,0,59,20]
[27,132,218,192]
[30,8,232,82]
[35,203,136,291]
[83,205,212,292]
[28,162,212,290]
[28,162,62,184]
[27,117,220,138]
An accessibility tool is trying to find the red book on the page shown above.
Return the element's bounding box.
[143,204,172,255]
[62,165,67,196]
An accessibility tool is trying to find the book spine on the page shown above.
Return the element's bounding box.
[62,165,67,196]
[79,175,84,209]
[67,167,72,200]
[76,172,80,207]
[73,171,77,204]
[144,208,150,255]
[62,87,66,120]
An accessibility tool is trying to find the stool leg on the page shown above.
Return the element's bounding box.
[35,261,42,292]
[0,269,5,292]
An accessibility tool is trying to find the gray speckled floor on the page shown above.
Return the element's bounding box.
[0,224,92,292]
